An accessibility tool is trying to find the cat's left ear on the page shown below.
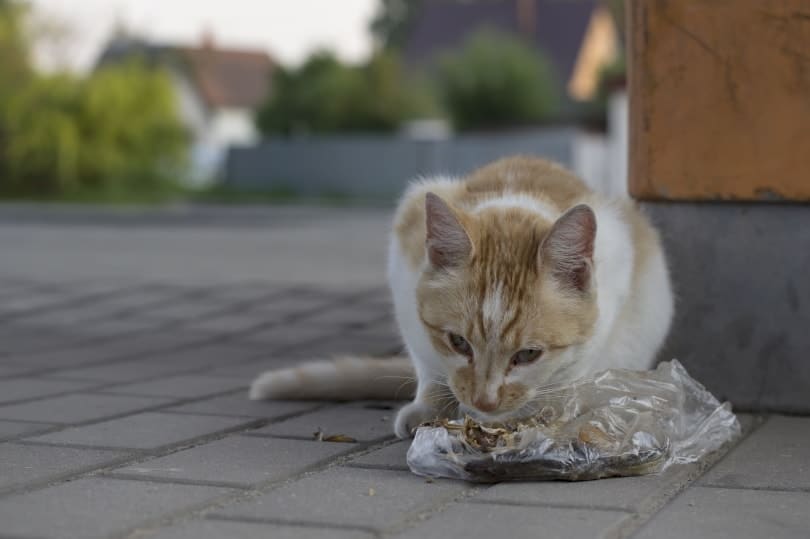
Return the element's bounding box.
[541,204,597,292]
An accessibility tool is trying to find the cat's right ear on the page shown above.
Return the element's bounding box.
[425,192,472,269]
[541,204,597,292]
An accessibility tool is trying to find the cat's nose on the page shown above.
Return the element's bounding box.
[472,396,499,413]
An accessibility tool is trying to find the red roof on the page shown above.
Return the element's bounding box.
[179,46,274,109]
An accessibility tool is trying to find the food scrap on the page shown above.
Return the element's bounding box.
[313,430,357,443]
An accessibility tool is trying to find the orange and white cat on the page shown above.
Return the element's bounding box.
[250,157,674,438]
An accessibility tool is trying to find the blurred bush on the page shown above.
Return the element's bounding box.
[0,0,187,200]
[257,50,437,135]
[0,0,31,100]
[1,64,187,199]
[436,30,559,131]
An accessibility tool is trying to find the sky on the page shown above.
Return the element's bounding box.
[28,0,378,72]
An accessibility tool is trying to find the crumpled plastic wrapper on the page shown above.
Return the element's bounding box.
[407,360,741,482]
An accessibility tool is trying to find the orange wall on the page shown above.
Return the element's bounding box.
[628,1,810,201]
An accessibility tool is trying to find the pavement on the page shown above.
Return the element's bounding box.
[0,204,808,539]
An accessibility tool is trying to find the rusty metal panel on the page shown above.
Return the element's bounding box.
[628,1,810,201]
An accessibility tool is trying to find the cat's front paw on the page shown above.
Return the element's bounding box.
[394,401,438,438]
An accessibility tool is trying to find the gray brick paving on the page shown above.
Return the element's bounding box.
[203,356,308,380]
[42,360,214,383]
[135,342,271,369]
[346,440,410,470]
[0,443,127,493]
[27,412,253,450]
[0,377,98,405]
[0,227,806,539]
[111,435,356,487]
[143,519,375,539]
[0,393,170,423]
[393,502,626,539]
[633,487,810,539]
[0,477,234,539]
[213,466,471,531]
[164,394,320,418]
[98,374,245,399]
[249,403,395,442]
[698,415,810,490]
[0,419,58,441]
[473,469,694,512]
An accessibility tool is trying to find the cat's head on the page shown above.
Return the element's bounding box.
[416,192,598,420]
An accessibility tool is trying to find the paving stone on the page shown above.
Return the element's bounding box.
[0,331,86,357]
[66,316,169,337]
[207,284,286,303]
[0,443,126,492]
[347,440,410,471]
[303,306,394,329]
[100,374,245,399]
[0,393,169,423]
[475,473,674,512]
[250,403,394,442]
[165,394,319,418]
[7,333,206,368]
[28,412,251,450]
[0,364,37,378]
[112,435,355,486]
[271,331,402,359]
[0,477,233,539]
[45,360,209,383]
[394,502,626,539]
[0,378,98,405]
[143,519,373,539]
[203,356,306,380]
[0,420,59,441]
[634,486,810,539]
[142,299,231,321]
[185,313,269,334]
[238,324,341,349]
[213,466,468,530]
[698,415,810,490]
[0,291,74,316]
[137,342,270,368]
[249,294,343,320]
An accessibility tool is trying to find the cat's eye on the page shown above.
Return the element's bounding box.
[511,348,544,366]
[448,333,473,358]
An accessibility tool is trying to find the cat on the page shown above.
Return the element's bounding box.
[250,157,674,439]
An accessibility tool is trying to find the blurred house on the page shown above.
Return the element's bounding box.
[96,32,274,185]
[403,0,620,107]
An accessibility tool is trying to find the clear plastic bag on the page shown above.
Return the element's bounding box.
[407,360,741,482]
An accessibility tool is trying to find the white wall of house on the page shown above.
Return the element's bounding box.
[607,90,629,198]
[571,89,629,198]
[168,70,261,187]
[573,132,610,194]
[208,108,260,147]
[169,69,208,143]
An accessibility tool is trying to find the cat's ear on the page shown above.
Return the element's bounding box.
[541,204,596,292]
[425,192,472,269]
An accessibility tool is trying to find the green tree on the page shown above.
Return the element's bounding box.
[2,62,187,198]
[257,52,360,134]
[436,30,559,131]
[257,50,436,135]
[0,0,31,100]
[369,0,422,50]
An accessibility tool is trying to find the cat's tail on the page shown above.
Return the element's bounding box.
[248,356,416,401]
